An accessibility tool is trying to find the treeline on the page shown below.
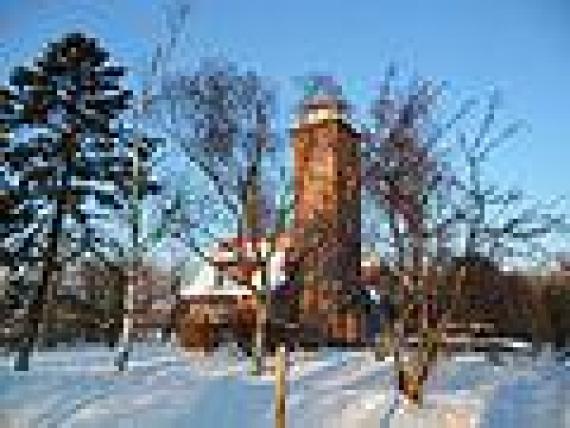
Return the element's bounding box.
[367,256,570,349]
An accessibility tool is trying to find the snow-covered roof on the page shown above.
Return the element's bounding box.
[179,262,252,296]
[180,235,387,298]
[179,235,291,297]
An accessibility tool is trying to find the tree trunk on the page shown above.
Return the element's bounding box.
[389,212,408,399]
[14,204,62,371]
[399,230,440,406]
[116,134,143,371]
[244,105,268,375]
[252,303,266,375]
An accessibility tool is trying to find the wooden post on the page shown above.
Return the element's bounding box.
[275,343,287,428]
[252,303,266,375]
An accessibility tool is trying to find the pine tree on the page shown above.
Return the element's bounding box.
[0,33,157,369]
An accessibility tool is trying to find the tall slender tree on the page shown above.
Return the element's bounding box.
[113,1,190,370]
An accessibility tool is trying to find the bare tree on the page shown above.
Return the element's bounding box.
[115,0,191,370]
[363,66,454,404]
[147,57,278,371]
[451,91,567,269]
[364,66,569,405]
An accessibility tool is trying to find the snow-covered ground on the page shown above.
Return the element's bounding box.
[0,343,568,427]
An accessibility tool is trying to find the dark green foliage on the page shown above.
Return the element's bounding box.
[0,33,158,354]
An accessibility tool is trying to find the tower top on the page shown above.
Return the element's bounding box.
[292,75,352,129]
[293,95,349,129]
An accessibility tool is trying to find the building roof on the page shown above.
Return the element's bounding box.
[179,233,293,297]
[292,91,355,130]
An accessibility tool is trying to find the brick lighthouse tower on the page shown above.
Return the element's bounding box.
[290,82,362,333]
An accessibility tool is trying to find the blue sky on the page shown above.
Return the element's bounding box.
[2,0,568,200]
[1,0,569,263]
